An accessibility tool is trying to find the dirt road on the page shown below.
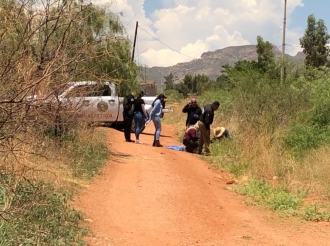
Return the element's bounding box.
[75,123,330,246]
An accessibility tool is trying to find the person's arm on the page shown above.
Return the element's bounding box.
[182,103,190,113]
[204,106,214,130]
[192,107,202,120]
[197,107,203,117]
[142,104,147,116]
[149,99,160,118]
[204,112,214,129]
[123,96,131,111]
[141,100,148,119]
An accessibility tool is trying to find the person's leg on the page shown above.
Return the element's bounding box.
[134,115,139,139]
[204,129,211,154]
[197,121,207,154]
[153,117,162,147]
[135,112,143,143]
[153,117,161,140]
[124,115,133,141]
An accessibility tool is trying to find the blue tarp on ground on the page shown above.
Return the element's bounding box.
[166,145,185,151]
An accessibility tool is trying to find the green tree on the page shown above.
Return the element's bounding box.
[215,73,233,91]
[195,74,211,95]
[300,14,330,67]
[164,73,174,90]
[256,35,275,72]
[174,82,189,98]
[183,74,193,92]
[0,0,136,172]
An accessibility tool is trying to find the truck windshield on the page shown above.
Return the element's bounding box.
[64,84,112,98]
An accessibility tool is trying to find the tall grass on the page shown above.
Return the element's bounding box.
[62,127,110,179]
[0,126,110,244]
[167,66,330,220]
[0,175,88,245]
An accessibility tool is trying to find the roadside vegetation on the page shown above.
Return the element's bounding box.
[163,14,330,221]
[1,0,329,243]
[0,0,136,244]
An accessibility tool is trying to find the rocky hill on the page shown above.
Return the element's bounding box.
[143,44,305,90]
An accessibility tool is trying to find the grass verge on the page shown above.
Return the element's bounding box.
[0,126,110,245]
[0,175,88,245]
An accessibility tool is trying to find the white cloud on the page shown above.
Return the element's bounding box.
[91,0,304,67]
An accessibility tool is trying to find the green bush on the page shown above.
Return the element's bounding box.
[64,130,110,179]
[209,139,244,175]
[283,67,330,157]
[283,124,329,157]
[303,204,330,221]
[163,89,185,102]
[235,179,305,213]
[0,175,88,245]
[198,89,234,119]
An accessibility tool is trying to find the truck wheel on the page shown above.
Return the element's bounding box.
[131,120,145,133]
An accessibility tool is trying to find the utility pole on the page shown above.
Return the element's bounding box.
[131,21,138,62]
[281,0,287,83]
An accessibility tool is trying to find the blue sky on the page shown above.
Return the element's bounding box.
[93,0,330,67]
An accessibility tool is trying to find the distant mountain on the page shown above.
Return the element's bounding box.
[142,44,305,90]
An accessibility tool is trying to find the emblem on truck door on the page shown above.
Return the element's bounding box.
[97,101,108,112]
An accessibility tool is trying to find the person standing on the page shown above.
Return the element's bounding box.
[149,93,167,147]
[182,98,202,128]
[197,101,220,155]
[133,91,148,144]
[123,91,135,142]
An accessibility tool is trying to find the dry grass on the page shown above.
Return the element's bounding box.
[163,96,330,206]
[0,125,109,191]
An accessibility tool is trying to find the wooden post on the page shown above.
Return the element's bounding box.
[132,21,138,62]
[281,0,287,83]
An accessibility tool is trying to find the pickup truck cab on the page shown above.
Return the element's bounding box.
[50,81,171,131]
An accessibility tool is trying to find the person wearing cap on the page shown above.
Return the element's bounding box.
[182,98,202,129]
[182,123,200,153]
[149,93,167,147]
[211,127,230,143]
[197,101,220,155]
[123,91,135,142]
[133,90,149,144]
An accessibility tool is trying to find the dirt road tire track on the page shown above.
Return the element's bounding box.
[74,123,330,246]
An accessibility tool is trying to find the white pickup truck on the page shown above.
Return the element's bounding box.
[35,81,171,131]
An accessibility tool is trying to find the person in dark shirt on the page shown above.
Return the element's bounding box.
[182,98,202,128]
[182,124,199,153]
[197,101,220,155]
[133,91,148,144]
[123,92,135,142]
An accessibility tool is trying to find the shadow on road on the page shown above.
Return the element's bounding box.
[109,151,132,163]
[102,125,172,138]
[140,132,172,138]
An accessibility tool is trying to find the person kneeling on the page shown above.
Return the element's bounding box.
[211,127,230,143]
[182,125,199,153]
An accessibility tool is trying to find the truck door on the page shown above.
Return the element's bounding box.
[65,82,119,123]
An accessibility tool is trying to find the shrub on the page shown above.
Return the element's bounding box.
[0,175,88,245]
[235,179,305,213]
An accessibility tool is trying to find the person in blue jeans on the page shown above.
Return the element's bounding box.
[149,93,167,147]
[133,91,148,144]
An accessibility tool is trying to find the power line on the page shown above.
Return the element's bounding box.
[139,26,198,60]
[126,10,141,27]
